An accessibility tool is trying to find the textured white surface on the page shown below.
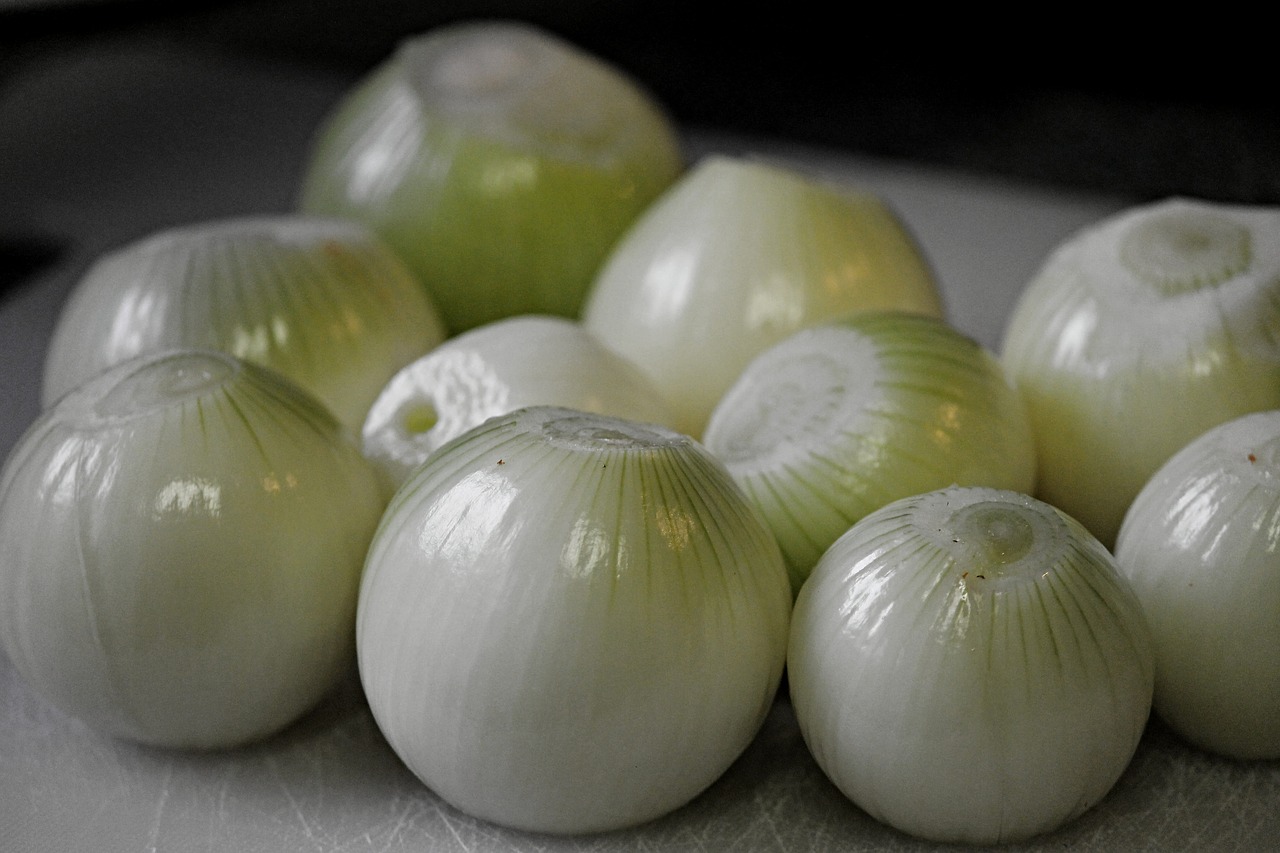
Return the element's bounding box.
[3,36,1278,853]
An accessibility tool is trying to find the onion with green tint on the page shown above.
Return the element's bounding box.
[356,406,792,834]
[581,154,943,438]
[1001,197,1280,547]
[42,215,446,432]
[297,20,684,334]
[361,314,673,490]
[703,311,1035,596]
[0,350,385,749]
[788,486,1154,845]
[1115,410,1280,760]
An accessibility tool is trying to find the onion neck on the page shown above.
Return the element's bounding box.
[949,503,1036,577]
[1119,206,1252,297]
[533,407,686,453]
[914,491,1069,585]
[93,351,238,421]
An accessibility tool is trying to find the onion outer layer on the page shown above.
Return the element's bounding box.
[356,406,791,834]
[0,350,386,749]
[581,154,943,438]
[1115,409,1280,759]
[41,215,446,433]
[360,314,674,491]
[298,20,684,334]
[703,311,1036,595]
[1001,196,1280,547]
[788,486,1154,845]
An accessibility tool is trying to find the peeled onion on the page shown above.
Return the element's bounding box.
[703,311,1036,595]
[581,154,943,438]
[788,486,1154,844]
[1115,409,1280,759]
[0,350,385,749]
[1001,197,1280,546]
[356,406,791,834]
[42,215,446,432]
[360,314,673,490]
[298,20,684,333]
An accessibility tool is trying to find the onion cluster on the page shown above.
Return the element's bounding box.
[2,16,1275,849]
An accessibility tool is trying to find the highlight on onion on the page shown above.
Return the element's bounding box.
[1115,410,1280,760]
[702,311,1036,596]
[788,486,1154,845]
[1000,196,1280,547]
[41,215,446,433]
[0,350,386,749]
[297,20,685,334]
[356,406,792,834]
[361,314,673,491]
[580,154,943,438]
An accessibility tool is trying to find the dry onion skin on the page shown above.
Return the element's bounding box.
[703,311,1036,596]
[0,350,385,749]
[360,314,674,491]
[356,406,791,834]
[1115,410,1280,760]
[1001,197,1280,547]
[788,486,1154,845]
[297,20,684,334]
[581,154,944,438]
[41,215,446,433]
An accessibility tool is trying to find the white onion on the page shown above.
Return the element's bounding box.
[298,20,684,334]
[356,406,791,834]
[0,350,385,749]
[360,314,674,490]
[1001,197,1280,547]
[788,486,1154,845]
[1115,410,1280,760]
[581,154,944,438]
[703,311,1036,595]
[42,215,446,432]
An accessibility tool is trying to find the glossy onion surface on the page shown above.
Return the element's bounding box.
[357,406,791,834]
[0,350,386,748]
[298,20,684,334]
[42,215,446,432]
[1116,410,1280,759]
[361,314,673,490]
[581,154,943,438]
[789,486,1154,845]
[703,312,1036,595]
[1001,197,1280,547]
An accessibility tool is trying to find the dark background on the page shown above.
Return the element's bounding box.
[4,0,1278,206]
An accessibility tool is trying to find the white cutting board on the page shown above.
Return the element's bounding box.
[2,37,1277,853]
